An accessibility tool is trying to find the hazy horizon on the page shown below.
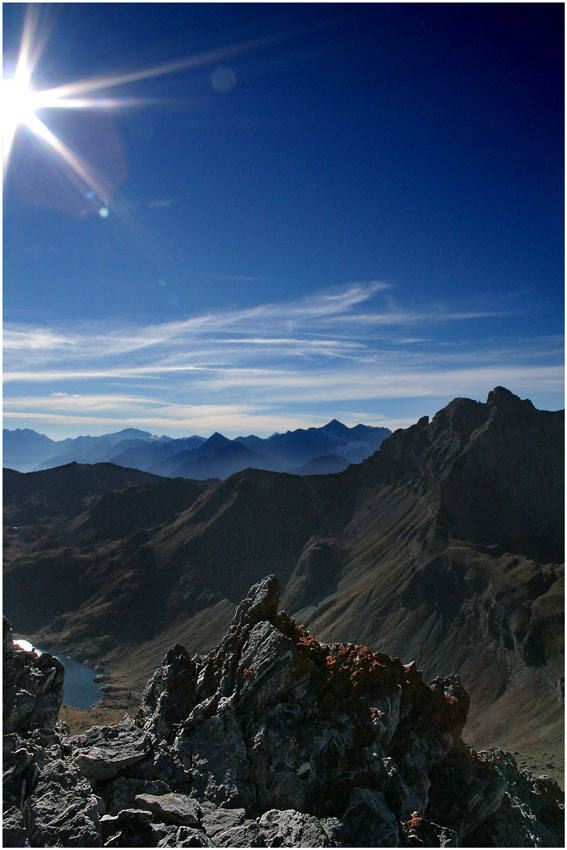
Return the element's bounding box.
[3,382,562,444]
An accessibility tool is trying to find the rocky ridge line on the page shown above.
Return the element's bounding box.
[3,577,564,847]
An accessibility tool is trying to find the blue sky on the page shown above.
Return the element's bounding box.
[3,3,564,439]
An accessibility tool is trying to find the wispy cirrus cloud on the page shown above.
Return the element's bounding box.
[3,280,563,436]
[210,274,265,283]
[3,281,393,364]
[2,397,335,435]
[147,198,174,209]
[3,279,493,365]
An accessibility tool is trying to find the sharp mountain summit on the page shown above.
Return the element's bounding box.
[3,419,391,478]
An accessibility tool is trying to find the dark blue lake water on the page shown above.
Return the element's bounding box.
[14,639,104,709]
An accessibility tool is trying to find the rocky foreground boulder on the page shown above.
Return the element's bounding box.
[3,577,564,847]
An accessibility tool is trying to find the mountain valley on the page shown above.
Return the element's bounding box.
[3,387,564,787]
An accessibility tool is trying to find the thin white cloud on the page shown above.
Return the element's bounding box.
[4,360,563,437]
[3,364,208,383]
[2,405,332,435]
[147,198,174,208]
[319,308,518,327]
[4,393,155,412]
[210,274,265,283]
[3,328,75,350]
[4,280,563,436]
[3,280,511,368]
[200,364,564,401]
[3,281,393,367]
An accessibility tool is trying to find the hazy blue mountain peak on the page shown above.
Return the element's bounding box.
[3,419,392,477]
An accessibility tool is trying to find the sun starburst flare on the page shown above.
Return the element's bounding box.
[2,5,282,204]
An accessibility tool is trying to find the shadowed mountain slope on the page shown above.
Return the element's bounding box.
[4,462,165,520]
[3,388,563,780]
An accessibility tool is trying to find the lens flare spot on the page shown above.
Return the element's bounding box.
[98,206,109,218]
[158,278,167,287]
[210,66,237,94]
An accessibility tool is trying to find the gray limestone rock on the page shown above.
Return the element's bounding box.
[116,808,153,829]
[3,734,36,810]
[155,825,212,847]
[425,746,507,841]
[236,620,294,705]
[174,697,255,809]
[248,713,344,814]
[403,813,458,847]
[97,776,171,815]
[372,691,402,747]
[100,814,120,841]
[102,833,126,847]
[3,806,28,848]
[3,619,64,734]
[259,808,343,847]
[135,792,201,826]
[233,574,280,626]
[462,749,564,847]
[340,788,400,847]
[123,740,189,789]
[22,757,102,847]
[101,808,155,848]
[141,646,197,740]
[200,806,247,838]
[72,717,152,780]
[215,821,264,847]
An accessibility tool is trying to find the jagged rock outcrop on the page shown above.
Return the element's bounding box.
[3,617,64,734]
[3,620,102,846]
[3,579,563,847]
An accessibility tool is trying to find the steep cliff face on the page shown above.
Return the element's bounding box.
[3,618,102,847]
[2,578,564,847]
[3,617,64,735]
[3,388,563,778]
[295,388,564,773]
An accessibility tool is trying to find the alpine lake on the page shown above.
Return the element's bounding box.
[14,639,104,709]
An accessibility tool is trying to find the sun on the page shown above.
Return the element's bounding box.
[2,72,41,171]
[4,75,39,127]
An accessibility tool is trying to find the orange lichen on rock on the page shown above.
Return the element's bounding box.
[403,812,426,838]
[165,667,196,696]
[197,647,228,697]
[429,678,470,739]
[201,694,219,721]
[281,617,408,732]
[276,609,469,753]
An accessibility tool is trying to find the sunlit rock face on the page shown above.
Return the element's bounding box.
[3,617,102,847]
[3,617,64,734]
[3,579,563,847]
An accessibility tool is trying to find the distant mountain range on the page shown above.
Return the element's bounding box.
[3,420,391,478]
